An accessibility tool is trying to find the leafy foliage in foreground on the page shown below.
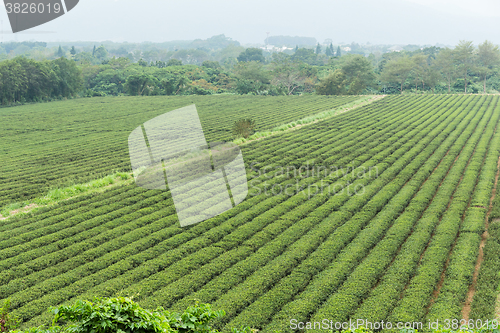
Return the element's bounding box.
[10,298,224,333]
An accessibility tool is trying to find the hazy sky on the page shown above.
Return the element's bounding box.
[1,0,500,45]
[406,0,500,17]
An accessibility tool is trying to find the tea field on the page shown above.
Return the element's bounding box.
[1,95,500,332]
[0,95,359,207]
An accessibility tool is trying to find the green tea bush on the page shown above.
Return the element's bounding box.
[9,298,224,333]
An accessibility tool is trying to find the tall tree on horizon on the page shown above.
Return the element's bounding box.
[477,40,500,93]
[315,43,321,55]
[325,46,332,57]
[342,54,376,94]
[336,46,342,57]
[433,48,456,93]
[56,46,64,58]
[316,69,347,95]
[380,56,414,93]
[411,54,428,90]
[453,40,475,93]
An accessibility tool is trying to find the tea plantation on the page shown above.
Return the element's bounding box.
[1,95,499,332]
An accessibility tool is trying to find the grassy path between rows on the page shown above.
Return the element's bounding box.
[0,172,133,221]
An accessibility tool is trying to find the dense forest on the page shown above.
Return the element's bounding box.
[0,37,499,104]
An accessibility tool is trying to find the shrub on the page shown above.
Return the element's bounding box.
[51,297,174,333]
[11,298,224,333]
[232,119,256,139]
[169,302,225,333]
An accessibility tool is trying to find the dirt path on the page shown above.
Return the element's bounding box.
[462,155,500,320]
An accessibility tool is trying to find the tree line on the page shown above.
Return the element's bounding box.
[378,40,500,94]
[317,40,500,95]
[0,39,499,105]
[0,57,82,104]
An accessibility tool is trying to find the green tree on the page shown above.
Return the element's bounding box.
[336,46,342,57]
[295,45,298,52]
[315,69,347,95]
[167,59,183,66]
[433,48,456,93]
[325,46,332,57]
[56,46,64,58]
[411,54,428,90]
[380,56,414,93]
[233,61,270,83]
[341,54,376,94]
[70,46,76,56]
[94,45,108,61]
[233,61,270,94]
[201,60,221,69]
[0,60,26,103]
[237,48,265,63]
[315,43,321,55]
[175,75,190,94]
[270,54,307,95]
[477,40,500,93]
[425,66,440,93]
[171,49,208,65]
[138,58,148,67]
[291,48,318,65]
[213,44,244,64]
[160,74,179,95]
[92,45,96,57]
[74,52,94,66]
[453,40,476,93]
[51,57,84,97]
[15,57,56,101]
[125,73,156,96]
[153,60,167,68]
[113,47,128,57]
